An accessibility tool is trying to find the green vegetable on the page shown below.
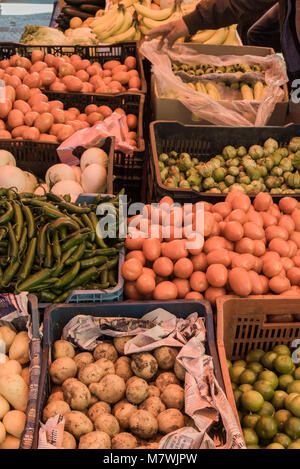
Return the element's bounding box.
[223,146,237,160]
[249,145,264,160]
[213,167,226,182]
[178,153,193,171]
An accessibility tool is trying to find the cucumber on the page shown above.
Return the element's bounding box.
[79,4,101,13]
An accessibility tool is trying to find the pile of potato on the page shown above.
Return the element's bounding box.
[45,337,191,449]
[0,326,30,449]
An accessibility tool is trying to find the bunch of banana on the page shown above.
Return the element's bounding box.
[133,1,183,36]
[187,81,221,100]
[90,1,139,42]
[186,80,268,101]
[190,24,240,45]
[172,62,263,75]
[181,0,199,15]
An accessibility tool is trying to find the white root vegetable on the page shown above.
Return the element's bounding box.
[45,164,76,187]
[34,183,49,196]
[51,180,83,203]
[0,166,26,192]
[23,172,37,193]
[80,148,108,170]
[71,165,82,184]
[81,164,107,193]
[0,150,16,167]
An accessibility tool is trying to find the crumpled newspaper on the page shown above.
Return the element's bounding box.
[38,308,245,449]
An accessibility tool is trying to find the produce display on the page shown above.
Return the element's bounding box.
[124,192,300,303]
[172,62,264,75]
[0,190,123,303]
[190,24,240,45]
[157,137,300,193]
[228,344,300,449]
[0,328,30,449]
[44,338,188,449]
[0,52,141,94]
[55,0,106,32]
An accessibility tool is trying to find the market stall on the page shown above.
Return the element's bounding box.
[0,0,300,452]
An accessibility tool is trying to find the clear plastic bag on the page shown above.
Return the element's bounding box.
[140,40,288,126]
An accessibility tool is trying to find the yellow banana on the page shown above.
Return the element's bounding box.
[90,6,118,28]
[134,2,174,20]
[103,25,136,43]
[98,6,125,40]
[140,24,151,36]
[203,27,229,45]
[116,10,133,34]
[128,6,135,14]
[254,81,264,101]
[205,82,221,100]
[187,82,196,90]
[241,83,254,100]
[195,82,207,94]
[133,26,142,40]
[191,29,216,43]
[142,12,181,30]
[223,24,238,45]
[120,0,135,7]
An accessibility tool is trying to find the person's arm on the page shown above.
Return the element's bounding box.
[296,0,300,44]
[184,0,278,36]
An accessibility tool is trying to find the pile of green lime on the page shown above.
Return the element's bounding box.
[228,345,300,449]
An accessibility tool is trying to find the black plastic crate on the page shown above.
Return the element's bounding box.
[33,299,224,449]
[0,41,146,94]
[149,121,300,204]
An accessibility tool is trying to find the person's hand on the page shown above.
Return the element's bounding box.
[146,18,189,49]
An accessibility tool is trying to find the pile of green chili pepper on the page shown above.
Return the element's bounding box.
[0,188,125,303]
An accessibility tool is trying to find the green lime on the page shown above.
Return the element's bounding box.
[273,432,292,448]
[288,395,300,417]
[261,351,278,370]
[288,442,300,449]
[247,362,264,374]
[284,416,300,439]
[274,355,294,375]
[278,374,294,391]
[246,349,265,363]
[285,393,299,411]
[240,369,257,385]
[247,444,260,449]
[271,390,288,410]
[230,365,245,384]
[239,384,253,393]
[242,414,261,429]
[274,409,292,431]
[265,443,284,449]
[255,416,278,440]
[227,359,232,369]
[258,401,275,417]
[258,370,279,389]
[234,360,247,368]
[294,367,300,380]
[273,345,291,356]
[243,428,258,446]
[241,390,264,412]
[234,389,242,409]
[253,380,275,401]
[287,380,300,394]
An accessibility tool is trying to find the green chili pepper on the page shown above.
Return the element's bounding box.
[2,261,21,286]
[18,237,37,280]
[0,202,14,225]
[100,268,108,284]
[47,217,80,233]
[53,291,71,303]
[61,231,91,252]
[44,244,53,268]
[63,266,99,291]
[106,256,118,270]
[7,222,18,261]
[37,223,49,264]
[18,226,28,258]
[16,268,52,292]
[80,248,118,259]
[89,212,108,248]
[52,230,61,262]
[63,194,71,203]
[70,214,85,228]
[65,242,86,265]
[80,255,107,269]
[51,245,77,277]
[22,205,35,239]
[39,291,57,302]
[108,270,117,287]
[42,206,66,219]
[12,202,23,242]
[58,201,91,214]
[81,214,95,241]
[0,228,7,241]
[55,261,81,289]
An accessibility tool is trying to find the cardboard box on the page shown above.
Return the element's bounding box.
[151,44,289,126]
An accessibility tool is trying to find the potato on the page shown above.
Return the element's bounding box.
[88,394,98,407]
[115,356,133,382]
[64,411,94,439]
[113,336,134,355]
[93,343,118,363]
[153,347,178,370]
[62,431,77,449]
[131,353,158,380]
[3,410,26,438]
[95,358,115,376]
[62,378,90,411]
[174,360,186,382]
[161,384,184,410]
[0,395,10,419]
[88,401,111,423]
[157,409,184,434]
[42,400,71,423]
[78,431,111,449]
[0,373,28,411]
[139,397,166,417]
[0,434,20,449]
[74,352,94,370]
[155,372,180,392]
[47,391,64,403]
[94,413,120,437]
[52,385,62,393]
[0,359,22,377]
[148,385,160,398]
[89,374,125,404]
[112,399,128,415]
[78,362,105,386]
[112,432,137,449]
[129,410,158,439]
[9,331,29,365]
[0,326,16,352]
[49,357,77,385]
[21,367,30,386]
[53,340,75,360]
[0,422,6,445]
[114,402,137,429]
[126,376,149,404]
